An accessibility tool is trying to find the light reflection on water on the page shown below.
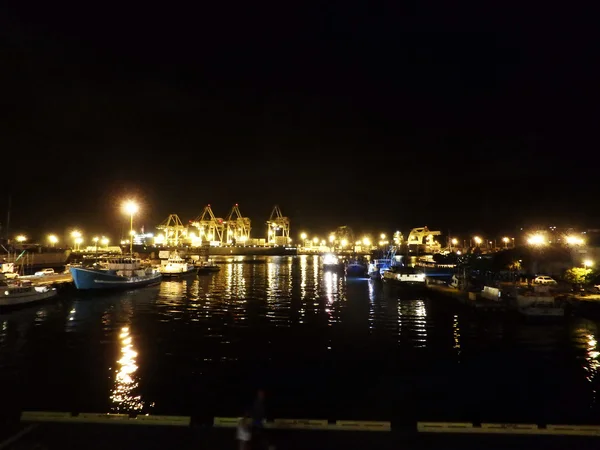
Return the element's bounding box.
[0,256,598,423]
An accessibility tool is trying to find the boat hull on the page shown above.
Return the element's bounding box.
[160,267,197,278]
[197,266,220,275]
[0,286,58,307]
[70,267,162,290]
[346,264,368,277]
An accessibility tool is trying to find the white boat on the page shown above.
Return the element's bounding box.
[160,253,197,277]
[0,280,57,307]
[322,253,344,270]
[382,267,426,284]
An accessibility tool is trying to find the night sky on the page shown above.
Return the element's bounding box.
[1,3,598,241]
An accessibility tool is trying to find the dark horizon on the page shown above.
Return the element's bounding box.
[2,4,598,240]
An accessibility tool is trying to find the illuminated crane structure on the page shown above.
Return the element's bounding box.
[190,205,224,245]
[156,214,187,246]
[266,205,290,245]
[406,226,441,252]
[225,204,251,244]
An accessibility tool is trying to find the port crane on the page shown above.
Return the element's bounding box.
[266,205,290,245]
[190,205,224,245]
[406,227,441,252]
[156,214,187,246]
[225,204,251,244]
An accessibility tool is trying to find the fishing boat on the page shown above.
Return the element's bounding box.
[70,256,162,290]
[160,253,197,277]
[196,259,220,275]
[0,279,57,307]
[346,260,368,277]
[382,266,426,285]
[367,258,392,279]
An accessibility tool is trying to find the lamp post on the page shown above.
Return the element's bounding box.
[93,236,99,254]
[122,200,139,256]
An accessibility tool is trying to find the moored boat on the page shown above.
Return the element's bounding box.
[382,266,426,285]
[70,256,161,290]
[160,253,197,277]
[368,258,392,279]
[0,279,57,307]
[346,261,368,277]
[196,260,220,275]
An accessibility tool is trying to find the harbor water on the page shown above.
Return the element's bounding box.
[1,255,599,424]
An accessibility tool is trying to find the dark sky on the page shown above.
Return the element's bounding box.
[1,3,598,241]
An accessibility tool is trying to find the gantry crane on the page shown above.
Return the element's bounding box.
[156,214,187,247]
[406,226,441,252]
[190,205,224,245]
[266,205,290,245]
[225,204,251,244]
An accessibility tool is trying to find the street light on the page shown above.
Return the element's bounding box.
[15,235,27,243]
[74,237,83,251]
[93,236,99,254]
[122,200,139,256]
[300,232,307,241]
[502,237,510,248]
[101,237,109,248]
[473,236,482,246]
[527,234,546,246]
[584,260,594,268]
[48,234,58,247]
[380,233,386,239]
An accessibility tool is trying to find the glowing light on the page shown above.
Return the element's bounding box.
[312,237,319,244]
[328,234,335,243]
[93,236,99,243]
[584,260,594,268]
[71,230,82,239]
[362,237,371,246]
[323,254,339,265]
[502,237,509,243]
[74,237,83,245]
[300,232,307,240]
[527,234,546,246]
[451,238,458,245]
[15,235,26,243]
[101,237,109,246]
[47,234,58,245]
[473,236,482,245]
[566,235,585,245]
[380,233,386,239]
[122,200,139,216]
[340,239,348,247]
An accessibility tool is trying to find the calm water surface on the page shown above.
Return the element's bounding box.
[1,255,599,423]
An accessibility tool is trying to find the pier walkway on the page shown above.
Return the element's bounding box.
[2,419,599,450]
[20,273,73,286]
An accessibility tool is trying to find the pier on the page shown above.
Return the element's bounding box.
[20,273,73,287]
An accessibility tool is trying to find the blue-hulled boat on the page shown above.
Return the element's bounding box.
[70,256,162,290]
[345,261,368,277]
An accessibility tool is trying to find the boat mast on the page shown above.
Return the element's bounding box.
[5,195,10,242]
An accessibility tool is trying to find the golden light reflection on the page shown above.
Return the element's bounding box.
[453,314,461,357]
[300,256,307,300]
[323,270,340,326]
[586,333,599,385]
[110,326,143,412]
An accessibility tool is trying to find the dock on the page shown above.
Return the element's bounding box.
[20,273,73,287]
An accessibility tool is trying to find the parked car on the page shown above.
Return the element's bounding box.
[34,268,55,276]
[534,275,557,285]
